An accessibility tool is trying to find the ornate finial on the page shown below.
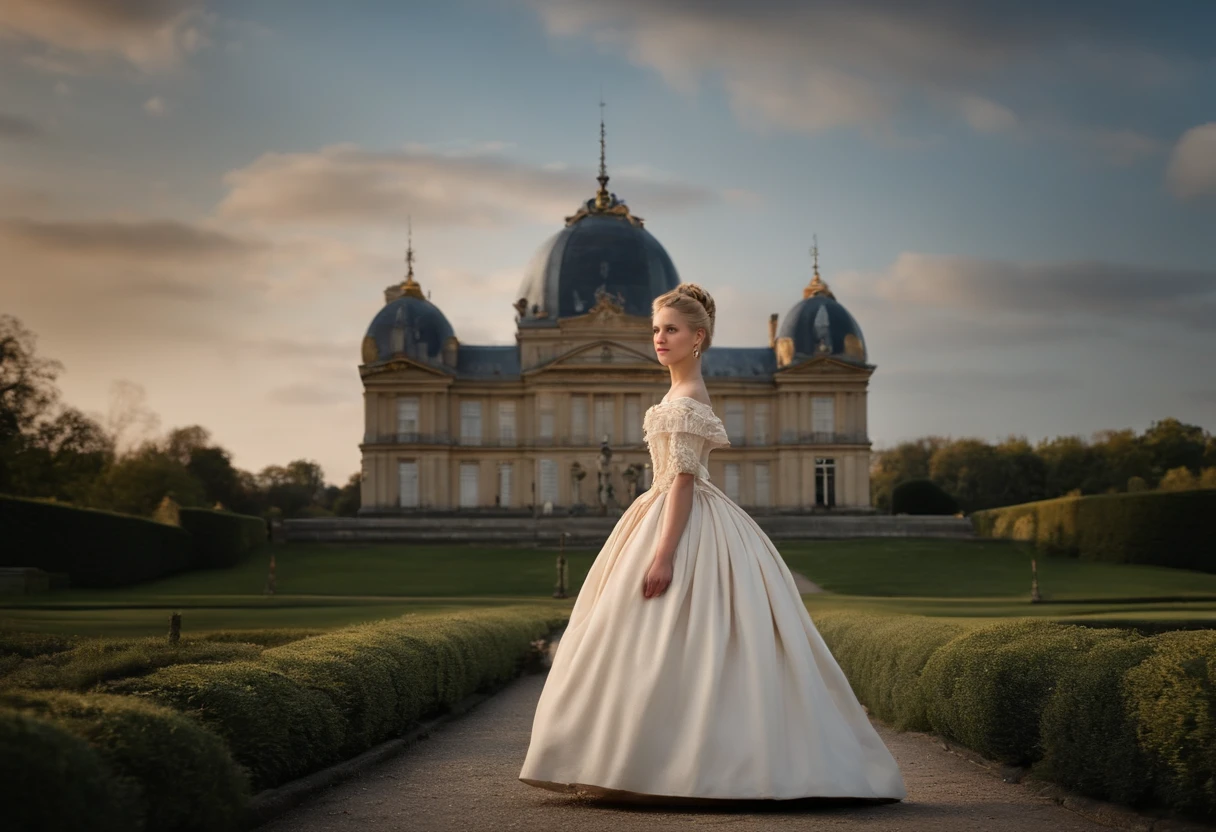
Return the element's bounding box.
[563,98,646,228]
[803,234,836,299]
[595,97,610,209]
[400,216,425,299]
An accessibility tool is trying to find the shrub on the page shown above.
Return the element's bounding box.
[890,479,960,516]
[972,489,1216,573]
[0,494,192,587]
[1038,635,1157,807]
[2,688,248,832]
[1125,630,1216,818]
[178,507,267,569]
[919,619,1118,765]
[813,612,970,730]
[0,707,137,832]
[2,637,263,692]
[106,660,347,792]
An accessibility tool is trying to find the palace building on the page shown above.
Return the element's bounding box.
[357,131,875,514]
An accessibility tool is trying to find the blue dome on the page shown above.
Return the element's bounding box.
[363,290,455,365]
[516,195,680,320]
[777,288,868,365]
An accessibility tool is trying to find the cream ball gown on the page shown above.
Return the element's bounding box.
[519,397,906,801]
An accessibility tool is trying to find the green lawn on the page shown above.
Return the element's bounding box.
[778,538,1216,599]
[3,538,1215,638]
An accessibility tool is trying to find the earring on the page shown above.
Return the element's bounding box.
[693,345,700,358]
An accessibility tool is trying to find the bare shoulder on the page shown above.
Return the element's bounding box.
[666,385,712,407]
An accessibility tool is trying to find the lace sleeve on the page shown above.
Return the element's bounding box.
[666,432,706,477]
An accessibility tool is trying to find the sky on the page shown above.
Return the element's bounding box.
[1,0,1214,485]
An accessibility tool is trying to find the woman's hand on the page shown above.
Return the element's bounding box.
[643,557,673,599]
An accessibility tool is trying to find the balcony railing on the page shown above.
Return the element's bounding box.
[364,431,869,448]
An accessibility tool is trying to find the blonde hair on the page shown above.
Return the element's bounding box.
[652,282,716,351]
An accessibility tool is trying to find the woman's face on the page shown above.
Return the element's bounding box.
[652,306,701,367]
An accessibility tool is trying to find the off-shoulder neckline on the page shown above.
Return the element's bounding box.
[656,395,714,409]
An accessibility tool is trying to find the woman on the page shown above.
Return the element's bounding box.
[519,283,906,802]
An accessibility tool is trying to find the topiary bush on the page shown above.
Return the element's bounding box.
[918,619,1119,765]
[890,479,960,515]
[1,688,248,832]
[1125,630,1216,818]
[0,707,138,832]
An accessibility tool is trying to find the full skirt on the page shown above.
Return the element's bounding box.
[518,480,907,801]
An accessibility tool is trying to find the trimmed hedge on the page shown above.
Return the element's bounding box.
[0,689,249,832]
[178,507,267,569]
[972,489,1216,573]
[0,495,268,586]
[813,611,969,730]
[107,606,565,791]
[0,494,192,587]
[815,611,1216,822]
[0,708,137,832]
[891,479,960,516]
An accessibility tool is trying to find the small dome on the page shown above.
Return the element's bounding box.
[362,274,455,365]
[516,197,680,320]
[776,267,868,365]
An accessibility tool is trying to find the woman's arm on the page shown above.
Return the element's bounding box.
[643,473,694,598]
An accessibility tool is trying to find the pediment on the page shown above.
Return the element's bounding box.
[777,355,872,376]
[360,356,453,381]
[526,340,659,375]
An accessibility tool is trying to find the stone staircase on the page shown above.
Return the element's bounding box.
[283,514,975,546]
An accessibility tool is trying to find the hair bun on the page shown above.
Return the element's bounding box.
[676,282,716,323]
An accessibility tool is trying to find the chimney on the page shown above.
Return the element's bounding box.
[768,314,778,349]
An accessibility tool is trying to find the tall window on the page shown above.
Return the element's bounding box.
[812,396,835,438]
[538,410,555,441]
[498,463,513,508]
[460,401,482,446]
[571,396,588,443]
[815,457,836,507]
[396,397,419,440]
[724,463,741,503]
[624,395,641,444]
[753,402,770,445]
[497,401,516,444]
[594,395,614,443]
[725,401,745,444]
[539,459,558,504]
[397,461,419,508]
[459,462,479,508]
[754,462,771,507]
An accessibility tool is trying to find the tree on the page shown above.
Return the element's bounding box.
[1158,466,1199,492]
[870,438,944,511]
[994,436,1047,506]
[1142,418,1207,480]
[90,444,207,516]
[186,445,248,511]
[1091,429,1153,493]
[331,471,362,516]
[1037,436,1104,496]
[0,315,62,443]
[164,425,211,466]
[929,439,1004,512]
[8,407,113,503]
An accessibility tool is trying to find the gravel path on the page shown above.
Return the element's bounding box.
[261,673,1116,832]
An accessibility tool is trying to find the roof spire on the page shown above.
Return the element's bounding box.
[595,96,610,209]
[401,216,425,299]
[803,233,835,299]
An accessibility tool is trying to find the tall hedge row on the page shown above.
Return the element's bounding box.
[0,495,267,587]
[178,507,267,569]
[971,489,1216,573]
[814,611,1216,822]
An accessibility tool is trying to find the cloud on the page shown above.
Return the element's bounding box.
[869,252,1216,331]
[1167,123,1216,199]
[0,217,267,261]
[143,95,166,116]
[216,142,716,229]
[0,0,212,73]
[0,113,44,141]
[529,0,1190,156]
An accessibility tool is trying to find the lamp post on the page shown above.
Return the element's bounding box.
[554,532,569,599]
[1031,557,1042,603]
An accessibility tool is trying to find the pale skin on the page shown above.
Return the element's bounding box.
[643,305,709,600]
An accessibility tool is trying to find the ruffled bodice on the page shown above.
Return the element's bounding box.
[642,397,731,493]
